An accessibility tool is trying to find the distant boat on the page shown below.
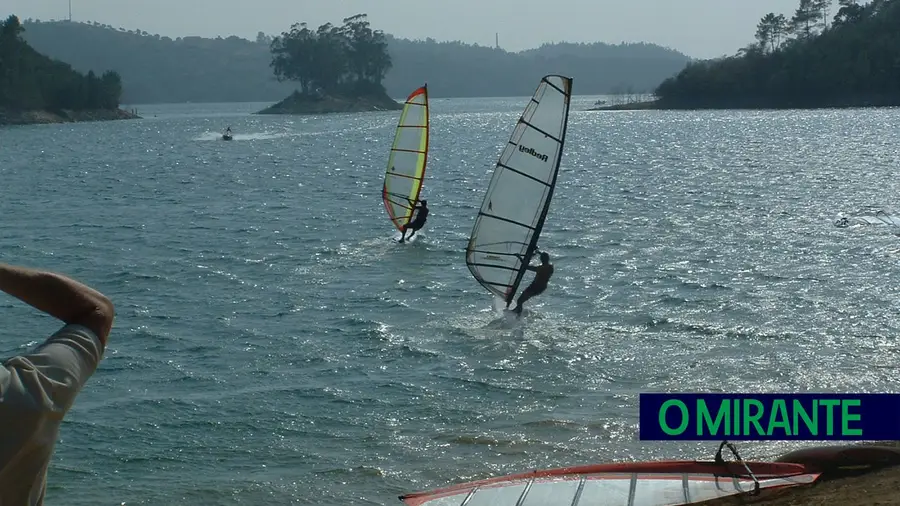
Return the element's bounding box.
[465,74,572,308]
[222,127,233,141]
[382,84,429,233]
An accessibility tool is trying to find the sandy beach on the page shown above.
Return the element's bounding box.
[705,442,900,506]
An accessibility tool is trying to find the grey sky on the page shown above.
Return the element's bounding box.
[10,0,806,59]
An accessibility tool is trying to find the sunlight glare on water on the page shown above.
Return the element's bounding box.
[1,99,899,505]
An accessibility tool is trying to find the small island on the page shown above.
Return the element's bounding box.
[590,0,900,111]
[0,15,139,126]
[257,14,402,116]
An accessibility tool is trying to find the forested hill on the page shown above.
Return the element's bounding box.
[0,15,123,113]
[654,0,900,109]
[20,19,691,104]
[385,37,689,99]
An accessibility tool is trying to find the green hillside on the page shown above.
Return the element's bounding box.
[0,15,123,112]
[19,19,692,104]
[654,0,900,109]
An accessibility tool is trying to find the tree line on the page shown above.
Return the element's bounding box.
[269,14,392,96]
[654,0,900,108]
[19,19,690,103]
[0,15,123,111]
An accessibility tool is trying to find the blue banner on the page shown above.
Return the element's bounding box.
[639,393,900,441]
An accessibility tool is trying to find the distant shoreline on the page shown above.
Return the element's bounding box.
[0,108,141,126]
[588,100,660,111]
[587,99,900,111]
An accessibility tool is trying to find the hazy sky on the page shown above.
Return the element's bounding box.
[9,0,806,59]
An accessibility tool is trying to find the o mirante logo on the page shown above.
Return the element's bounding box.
[639,393,900,441]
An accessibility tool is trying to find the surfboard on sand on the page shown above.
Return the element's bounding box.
[399,441,822,506]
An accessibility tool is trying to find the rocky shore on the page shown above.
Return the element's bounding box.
[0,107,141,126]
[257,89,403,115]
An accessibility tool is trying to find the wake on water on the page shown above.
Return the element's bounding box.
[194,130,294,142]
[391,231,422,244]
[492,295,508,314]
[482,295,533,331]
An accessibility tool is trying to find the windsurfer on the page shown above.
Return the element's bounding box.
[399,198,428,243]
[510,251,554,315]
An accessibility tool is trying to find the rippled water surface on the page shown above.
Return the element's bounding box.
[1,98,900,505]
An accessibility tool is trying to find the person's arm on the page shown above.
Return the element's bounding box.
[0,264,114,346]
[0,264,114,412]
[514,253,539,272]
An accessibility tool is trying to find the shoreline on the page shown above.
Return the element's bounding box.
[692,441,900,506]
[0,107,141,126]
[586,99,900,112]
[587,100,660,111]
[704,463,900,505]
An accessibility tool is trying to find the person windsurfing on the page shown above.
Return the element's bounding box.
[399,198,428,243]
[509,250,554,316]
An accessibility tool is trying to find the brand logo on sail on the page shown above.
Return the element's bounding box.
[519,145,548,162]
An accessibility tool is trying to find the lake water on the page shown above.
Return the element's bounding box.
[1,97,899,505]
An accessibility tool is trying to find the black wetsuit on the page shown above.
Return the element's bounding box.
[400,203,428,241]
[404,205,428,231]
[514,263,554,312]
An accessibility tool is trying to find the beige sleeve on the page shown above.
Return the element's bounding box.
[0,324,104,414]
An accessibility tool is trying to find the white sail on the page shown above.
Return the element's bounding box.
[465,74,572,305]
